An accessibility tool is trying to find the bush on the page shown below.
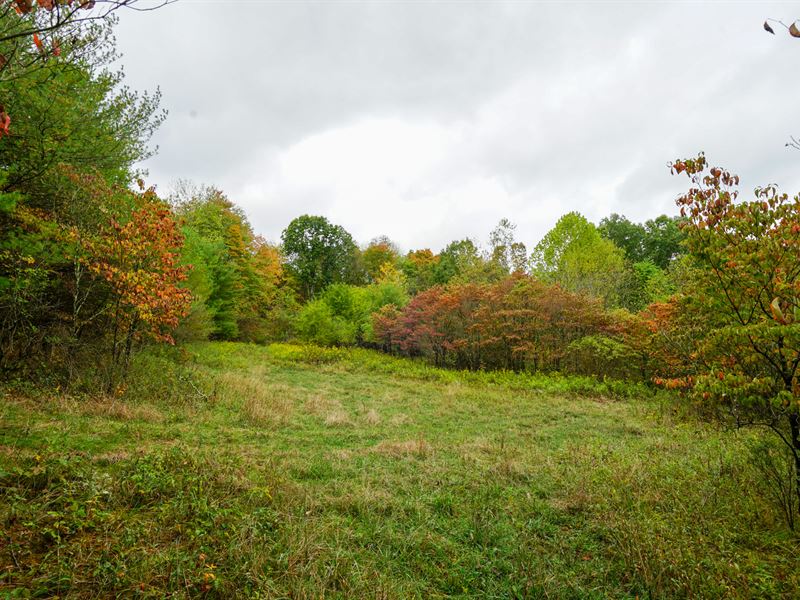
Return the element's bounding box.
[565,335,639,379]
[266,341,651,400]
[294,300,357,346]
[294,282,407,347]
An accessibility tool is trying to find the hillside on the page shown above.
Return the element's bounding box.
[1,343,798,598]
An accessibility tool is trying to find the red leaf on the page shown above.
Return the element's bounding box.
[0,110,11,139]
[14,0,32,14]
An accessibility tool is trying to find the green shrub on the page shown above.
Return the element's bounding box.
[294,300,357,346]
[566,334,641,379]
[294,282,408,347]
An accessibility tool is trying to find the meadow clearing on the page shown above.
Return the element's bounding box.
[1,342,798,598]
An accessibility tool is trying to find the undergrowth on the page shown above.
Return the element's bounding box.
[1,341,798,598]
[264,342,652,399]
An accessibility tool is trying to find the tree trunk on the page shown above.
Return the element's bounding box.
[789,411,800,522]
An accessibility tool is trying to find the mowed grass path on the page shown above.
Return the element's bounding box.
[1,342,798,598]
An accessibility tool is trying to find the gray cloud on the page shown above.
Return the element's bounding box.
[114,1,800,252]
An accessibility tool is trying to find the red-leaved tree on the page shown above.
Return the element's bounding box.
[80,184,191,389]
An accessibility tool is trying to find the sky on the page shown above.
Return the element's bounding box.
[114,1,800,254]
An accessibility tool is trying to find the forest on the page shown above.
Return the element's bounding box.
[2,2,800,598]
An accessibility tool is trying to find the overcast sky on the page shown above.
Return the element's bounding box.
[114,1,800,253]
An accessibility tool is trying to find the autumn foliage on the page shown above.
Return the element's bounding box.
[373,275,633,375]
[661,153,800,522]
[668,154,800,406]
[85,192,191,346]
[0,165,193,392]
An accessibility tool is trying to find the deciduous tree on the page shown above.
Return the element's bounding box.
[85,188,191,381]
[0,1,170,140]
[281,215,359,300]
[531,212,626,305]
[362,236,400,283]
[669,153,800,525]
[488,218,527,275]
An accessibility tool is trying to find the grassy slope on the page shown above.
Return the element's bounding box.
[0,342,798,598]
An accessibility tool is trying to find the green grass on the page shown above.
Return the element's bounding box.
[1,341,798,598]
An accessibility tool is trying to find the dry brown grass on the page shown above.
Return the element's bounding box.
[303,391,354,427]
[363,408,380,425]
[489,457,529,481]
[458,437,494,463]
[388,413,411,427]
[303,392,336,416]
[443,381,463,397]
[55,397,165,423]
[324,409,352,427]
[372,438,431,458]
[327,488,396,519]
[0,444,32,459]
[215,372,300,427]
[244,391,296,428]
[330,449,353,461]
[93,450,132,464]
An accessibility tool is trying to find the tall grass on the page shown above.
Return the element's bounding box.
[1,340,798,598]
[263,342,652,399]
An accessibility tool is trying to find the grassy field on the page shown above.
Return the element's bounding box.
[1,342,798,598]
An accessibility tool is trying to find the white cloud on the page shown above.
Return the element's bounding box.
[114,2,800,251]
